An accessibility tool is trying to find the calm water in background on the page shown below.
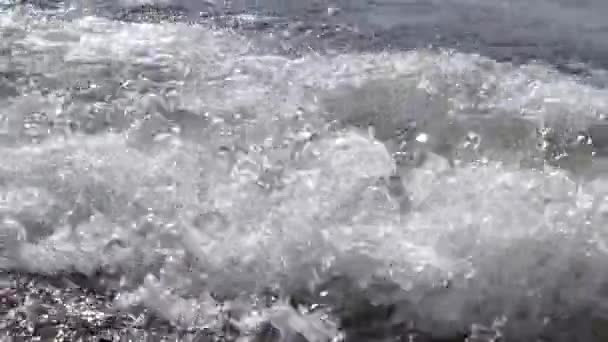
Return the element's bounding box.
[123,0,608,69]
[49,0,608,70]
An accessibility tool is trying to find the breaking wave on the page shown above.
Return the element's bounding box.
[1,3,608,341]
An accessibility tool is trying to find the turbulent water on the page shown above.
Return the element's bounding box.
[1,0,608,341]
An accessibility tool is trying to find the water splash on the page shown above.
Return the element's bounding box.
[1,8,608,341]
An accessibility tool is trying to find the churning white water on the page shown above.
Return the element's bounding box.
[1,2,608,341]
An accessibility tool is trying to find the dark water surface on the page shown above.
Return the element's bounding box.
[21,0,608,71]
[112,0,608,73]
[229,0,608,68]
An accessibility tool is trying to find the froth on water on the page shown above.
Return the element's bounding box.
[0,10,608,341]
